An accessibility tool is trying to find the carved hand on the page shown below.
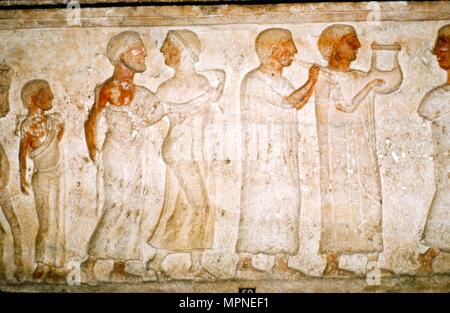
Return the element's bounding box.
[309,65,320,83]
[20,179,30,195]
[88,145,98,164]
[370,79,385,88]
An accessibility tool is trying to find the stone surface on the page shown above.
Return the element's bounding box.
[0,1,449,292]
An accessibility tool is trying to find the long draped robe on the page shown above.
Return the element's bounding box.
[315,71,383,255]
[23,114,65,267]
[88,86,163,260]
[237,69,300,255]
[148,74,215,251]
[418,84,450,252]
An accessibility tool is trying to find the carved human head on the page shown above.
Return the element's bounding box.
[255,28,297,67]
[433,24,450,71]
[107,31,147,73]
[318,24,361,64]
[162,29,202,68]
[21,79,54,111]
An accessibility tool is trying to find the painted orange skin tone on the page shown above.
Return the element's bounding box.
[258,38,320,111]
[19,86,64,195]
[84,41,147,163]
[161,38,181,69]
[329,32,361,72]
[82,40,149,283]
[237,37,319,278]
[321,31,386,278]
[433,35,450,83]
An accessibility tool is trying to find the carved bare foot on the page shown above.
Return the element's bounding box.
[323,253,360,279]
[188,265,216,281]
[322,253,339,277]
[272,256,305,280]
[418,247,440,275]
[0,268,6,282]
[33,263,49,282]
[234,257,270,280]
[45,267,67,284]
[13,267,25,283]
[109,261,141,282]
[80,257,98,286]
[146,259,168,281]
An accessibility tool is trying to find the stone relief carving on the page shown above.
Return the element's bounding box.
[0,140,25,281]
[0,2,448,292]
[0,62,14,117]
[19,79,66,283]
[417,24,450,275]
[147,29,225,281]
[0,69,24,282]
[237,28,318,280]
[314,24,403,285]
[82,31,165,284]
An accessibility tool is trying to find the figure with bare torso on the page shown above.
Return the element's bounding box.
[81,31,166,284]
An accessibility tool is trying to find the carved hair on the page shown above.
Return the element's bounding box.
[106,31,143,65]
[255,28,293,62]
[21,79,50,108]
[438,24,450,39]
[318,24,356,60]
[167,29,202,63]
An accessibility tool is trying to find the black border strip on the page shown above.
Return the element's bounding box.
[0,0,421,11]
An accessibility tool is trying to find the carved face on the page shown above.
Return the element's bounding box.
[433,35,450,70]
[161,38,181,69]
[35,85,54,111]
[121,41,147,73]
[333,32,361,63]
[272,38,297,67]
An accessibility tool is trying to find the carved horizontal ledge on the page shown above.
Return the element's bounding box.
[0,1,450,30]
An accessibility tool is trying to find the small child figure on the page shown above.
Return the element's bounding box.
[19,79,66,283]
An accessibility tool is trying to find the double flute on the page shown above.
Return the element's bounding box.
[294,58,338,82]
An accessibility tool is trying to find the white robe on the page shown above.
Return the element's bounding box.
[25,115,65,267]
[315,71,383,255]
[88,86,162,260]
[418,84,450,252]
[237,69,300,255]
[149,74,215,251]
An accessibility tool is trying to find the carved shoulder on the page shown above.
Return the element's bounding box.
[19,116,33,137]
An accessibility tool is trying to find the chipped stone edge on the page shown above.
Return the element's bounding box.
[0,1,449,30]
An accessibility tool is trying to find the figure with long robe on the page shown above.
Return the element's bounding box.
[0,142,24,282]
[82,31,166,284]
[19,79,66,283]
[147,29,225,280]
[417,24,450,275]
[237,28,319,279]
[315,24,402,282]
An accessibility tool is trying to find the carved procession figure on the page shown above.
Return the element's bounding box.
[19,79,66,283]
[1,69,24,281]
[237,28,319,278]
[82,31,166,283]
[147,29,225,280]
[417,24,450,275]
[0,143,24,282]
[314,24,402,283]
